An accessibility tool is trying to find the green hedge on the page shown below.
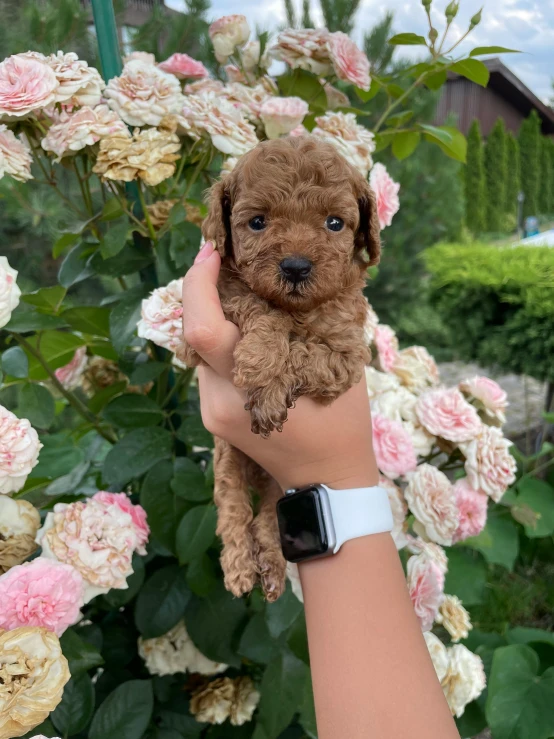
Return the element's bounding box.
[423,242,554,382]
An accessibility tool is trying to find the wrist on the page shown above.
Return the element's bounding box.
[279,459,379,492]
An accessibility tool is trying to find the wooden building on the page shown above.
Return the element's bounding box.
[434,58,554,137]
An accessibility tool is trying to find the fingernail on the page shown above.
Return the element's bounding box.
[194,241,215,264]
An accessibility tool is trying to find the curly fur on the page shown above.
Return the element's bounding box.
[180,136,381,600]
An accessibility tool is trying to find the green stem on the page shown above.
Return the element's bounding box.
[183,152,209,200]
[73,159,93,216]
[444,28,473,56]
[137,180,157,243]
[11,334,118,444]
[373,73,427,133]
[437,19,453,54]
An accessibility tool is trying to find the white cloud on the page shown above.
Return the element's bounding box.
[167,0,553,102]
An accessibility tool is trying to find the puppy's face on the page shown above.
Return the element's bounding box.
[203,137,380,312]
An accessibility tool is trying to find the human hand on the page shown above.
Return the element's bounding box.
[182,241,380,491]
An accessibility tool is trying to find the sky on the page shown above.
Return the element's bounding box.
[167,0,554,103]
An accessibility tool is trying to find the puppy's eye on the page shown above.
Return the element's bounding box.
[249,215,266,231]
[325,216,344,232]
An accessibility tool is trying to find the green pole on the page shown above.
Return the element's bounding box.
[90,0,123,82]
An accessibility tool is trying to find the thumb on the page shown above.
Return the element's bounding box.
[181,241,240,378]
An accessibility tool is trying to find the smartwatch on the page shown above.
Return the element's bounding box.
[276,483,394,563]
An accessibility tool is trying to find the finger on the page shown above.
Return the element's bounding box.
[182,242,240,378]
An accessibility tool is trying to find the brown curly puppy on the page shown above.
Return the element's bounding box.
[179,136,380,601]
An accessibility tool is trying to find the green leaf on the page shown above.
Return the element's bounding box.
[31,435,85,480]
[104,394,164,428]
[444,548,487,605]
[135,565,191,638]
[450,59,490,87]
[388,32,427,45]
[186,553,218,597]
[424,69,448,90]
[21,719,58,738]
[25,331,85,380]
[421,124,467,162]
[62,306,111,337]
[238,613,279,665]
[140,461,182,553]
[104,554,145,607]
[103,427,173,487]
[486,645,554,739]
[265,583,303,639]
[299,676,317,739]
[257,650,309,737]
[110,288,147,355]
[464,509,519,570]
[516,478,554,538]
[60,628,104,676]
[2,346,28,378]
[4,306,68,332]
[52,231,80,259]
[507,627,554,648]
[456,700,488,738]
[277,68,327,111]
[129,361,167,385]
[44,460,90,496]
[157,697,204,737]
[470,46,520,57]
[89,680,154,739]
[391,131,420,160]
[355,77,381,102]
[287,612,309,665]
[176,414,213,448]
[21,285,66,312]
[58,242,95,288]
[101,220,130,259]
[18,383,55,429]
[170,221,202,268]
[385,110,413,128]
[185,581,247,667]
[88,381,127,413]
[101,197,125,221]
[175,504,217,564]
[51,673,95,736]
[172,457,212,502]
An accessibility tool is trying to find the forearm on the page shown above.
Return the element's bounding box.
[300,533,459,739]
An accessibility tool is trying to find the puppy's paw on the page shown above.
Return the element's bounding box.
[246,386,291,437]
[220,542,258,598]
[256,548,287,603]
[175,342,203,368]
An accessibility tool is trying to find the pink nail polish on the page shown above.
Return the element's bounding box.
[194,241,215,264]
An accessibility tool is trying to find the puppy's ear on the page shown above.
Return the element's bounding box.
[202,179,233,259]
[355,181,381,267]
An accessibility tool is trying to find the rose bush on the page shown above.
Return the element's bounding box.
[0,5,543,738]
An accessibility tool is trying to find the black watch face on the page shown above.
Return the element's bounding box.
[277,487,329,563]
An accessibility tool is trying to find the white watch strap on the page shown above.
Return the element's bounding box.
[321,484,394,554]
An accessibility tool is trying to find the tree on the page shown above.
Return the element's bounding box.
[518,109,541,218]
[484,118,507,232]
[464,119,487,234]
[363,11,396,76]
[283,0,360,33]
[505,132,520,216]
[539,135,553,215]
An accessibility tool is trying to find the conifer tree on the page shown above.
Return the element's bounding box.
[518,109,541,218]
[505,132,520,215]
[484,118,508,232]
[539,135,553,215]
[464,119,487,234]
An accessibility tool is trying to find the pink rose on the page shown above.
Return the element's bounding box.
[209,15,250,63]
[372,413,418,480]
[459,376,508,426]
[0,404,42,495]
[327,32,370,91]
[374,324,399,373]
[0,53,59,119]
[0,125,33,182]
[405,464,459,546]
[288,124,309,137]
[369,162,400,230]
[0,557,84,636]
[94,491,150,552]
[416,388,482,443]
[407,548,445,631]
[158,53,209,80]
[54,346,87,390]
[452,478,488,543]
[260,96,309,139]
[459,425,516,502]
[137,277,184,354]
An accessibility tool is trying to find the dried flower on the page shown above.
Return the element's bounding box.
[0,405,42,495]
[93,117,181,187]
[41,104,127,162]
[138,620,227,676]
[312,111,375,177]
[0,626,70,739]
[369,162,400,229]
[260,96,309,139]
[0,498,40,573]
[0,53,58,119]
[190,676,259,726]
[0,126,33,182]
[104,59,184,126]
[436,594,472,642]
[54,346,87,390]
[209,15,251,63]
[230,677,260,726]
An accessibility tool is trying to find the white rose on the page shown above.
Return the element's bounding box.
[0,256,21,328]
[405,464,458,546]
[424,631,449,683]
[0,405,42,495]
[442,644,486,717]
[393,345,440,394]
[137,278,184,354]
[260,96,309,139]
[459,424,517,502]
[209,15,251,63]
[0,497,39,539]
[365,367,400,400]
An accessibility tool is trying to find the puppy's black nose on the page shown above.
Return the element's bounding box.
[279,257,312,283]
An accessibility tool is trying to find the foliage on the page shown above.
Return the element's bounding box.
[465,119,487,234]
[363,12,396,76]
[505,131,520,217]
[484,118,507,232]
[539,135,553,217]
[518,110,541,219]
[423,242,554,381]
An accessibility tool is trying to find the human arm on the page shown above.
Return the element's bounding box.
[182,241,460,739]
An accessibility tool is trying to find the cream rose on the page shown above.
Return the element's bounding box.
[138,620,228,676]
[442,644,486,717]
[312,111,375,177]
[260,96,309,139]
[0,255,21,328]
[405,464,459,546]
[393,345,440,394]
[0,626,70,739]
[424,631,449,683]
[43,51,105,108]
[459,425,517,502]
[209,15,251,63]
[137,277,184,354]
[269,29,332,76]
[41,104,127,162]
[0,126,33,182]
[436,594,472,643]
[0,405,42,495]
[365,367,400,400]
[459,375,508,426]
[416,388,482,443]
